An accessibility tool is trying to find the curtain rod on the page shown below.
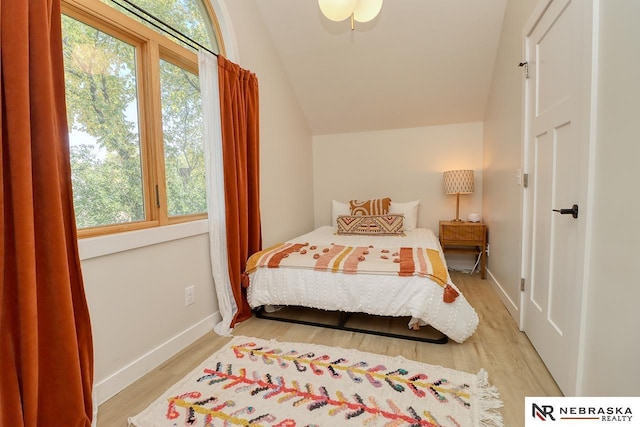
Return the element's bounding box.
[109,0,217,56]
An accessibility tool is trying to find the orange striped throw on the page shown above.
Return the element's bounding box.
[245,243,458,303]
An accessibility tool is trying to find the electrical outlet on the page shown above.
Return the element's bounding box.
[185,285,195,306]
[486,244,490,257]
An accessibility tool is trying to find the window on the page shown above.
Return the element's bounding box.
[103,0,218,54]
[61,0,222,237]
[159,59,207,216]
[63,16,145,228]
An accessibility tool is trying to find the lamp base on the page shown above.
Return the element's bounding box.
[451,193,464,222]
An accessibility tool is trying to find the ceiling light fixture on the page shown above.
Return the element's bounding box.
[318,0,383,30]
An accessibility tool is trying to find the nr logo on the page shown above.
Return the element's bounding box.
[532,403,556,421]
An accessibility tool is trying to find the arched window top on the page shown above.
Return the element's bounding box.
[104,0,221,54]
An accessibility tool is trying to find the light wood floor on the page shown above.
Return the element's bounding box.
[97,271,561,427]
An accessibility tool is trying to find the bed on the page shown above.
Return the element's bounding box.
[244,224,479,344]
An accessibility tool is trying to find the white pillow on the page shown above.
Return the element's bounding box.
[389,200,420,231]
[331,200,350,227]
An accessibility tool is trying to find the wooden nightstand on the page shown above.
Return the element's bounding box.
[439,221,487,279]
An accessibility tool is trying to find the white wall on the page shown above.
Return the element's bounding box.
[82,226,217,404]
[482,0,538,317]
[223,0,315,246]
[87,0,314,405]
[580,0,640,396]
[313,122,483,235]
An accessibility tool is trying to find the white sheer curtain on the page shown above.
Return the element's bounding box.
[198,50,237,335]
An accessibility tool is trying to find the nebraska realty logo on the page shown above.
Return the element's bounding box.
[525,397,639,425]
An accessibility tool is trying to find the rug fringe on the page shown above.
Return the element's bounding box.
[476,369,504,427]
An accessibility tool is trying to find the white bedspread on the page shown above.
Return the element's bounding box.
[246,226,479,343]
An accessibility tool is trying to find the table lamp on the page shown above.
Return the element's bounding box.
[443,170,474,222]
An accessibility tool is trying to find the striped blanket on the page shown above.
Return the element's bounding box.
[245,242,459,303]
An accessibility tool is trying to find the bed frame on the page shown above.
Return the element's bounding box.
[254,306,449,344]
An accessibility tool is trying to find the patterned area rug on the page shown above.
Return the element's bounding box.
[128,336,503,427]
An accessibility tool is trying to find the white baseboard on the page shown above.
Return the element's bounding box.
[94,312,221,406]
[486,268,520,325]
[92,390,98,427]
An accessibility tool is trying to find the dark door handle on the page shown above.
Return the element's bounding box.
[553,204,579,218]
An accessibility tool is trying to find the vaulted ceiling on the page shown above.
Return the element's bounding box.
[254,0,507,135]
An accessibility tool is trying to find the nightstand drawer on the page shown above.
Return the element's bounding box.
[441,225,485,241]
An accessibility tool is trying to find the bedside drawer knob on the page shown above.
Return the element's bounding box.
[552,204,578,219]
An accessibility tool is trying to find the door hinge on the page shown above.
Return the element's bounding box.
[518,61,529,79]
[523,173,529,188]
[520,278,525,292]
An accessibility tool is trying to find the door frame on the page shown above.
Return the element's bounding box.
[520,0,598,395]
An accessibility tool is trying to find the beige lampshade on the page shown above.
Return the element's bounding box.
[319,0,383,23]
[353,0,383,22]
[443,170,474,195]
[318,0,358,21]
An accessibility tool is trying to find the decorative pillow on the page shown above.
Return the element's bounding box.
[349,197,391,216]
[331,200,350,227]
[336,214,404,235]
[389,200,420,231]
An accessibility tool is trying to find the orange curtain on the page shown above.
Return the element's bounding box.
[217,55,261,327]
[0,1,94,426]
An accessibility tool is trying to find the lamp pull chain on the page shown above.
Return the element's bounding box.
[350,14,354,31]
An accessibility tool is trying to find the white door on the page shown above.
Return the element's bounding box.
[522,0,592,395]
